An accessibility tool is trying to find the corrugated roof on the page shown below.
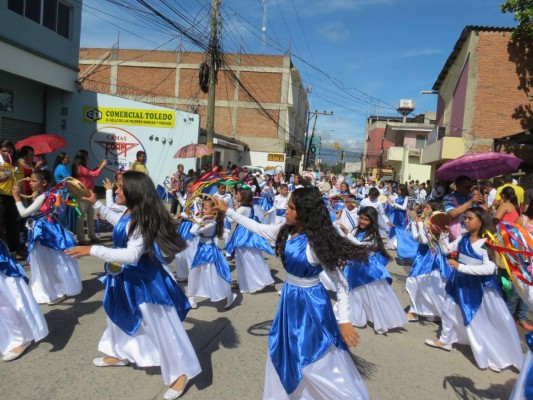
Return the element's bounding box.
[432,25,515,91]
[385,122,435,131]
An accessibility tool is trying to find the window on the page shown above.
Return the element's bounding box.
[415,134,426,149]
[8,0,71,39]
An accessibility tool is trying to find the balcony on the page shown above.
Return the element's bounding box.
[386,146,404,162]
[421,137,464,165]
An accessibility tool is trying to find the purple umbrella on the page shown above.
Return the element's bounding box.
[436,151,523,181]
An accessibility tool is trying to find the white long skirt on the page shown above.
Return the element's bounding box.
[406,270,446,317]
[263,344,369,400]
[187,262,231,302]
[234,247,274,293]
[262,212,276,225]
[439,288,523,370]
[174,237,199,281]
[346,280,408,332]
[98,303,201,385]
[319,271,336,292]
[510,350,532,400]
[0,273,48,354]
[30,243,82,304]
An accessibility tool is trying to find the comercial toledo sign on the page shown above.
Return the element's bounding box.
[83,107,175,128]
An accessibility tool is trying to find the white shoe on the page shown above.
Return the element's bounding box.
[225,293,237,309]
[93,357,129,367]
[163,378,189,400]
[375,329,386,335]
[424,339,452,351]
[488,366,501,373]
[48,294,67,306]
[2,343,29,361]
[189,302,198,309]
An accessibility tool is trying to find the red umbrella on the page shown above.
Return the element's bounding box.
[436,151,523,180]
[173,143,213,159]
[15,134,67,155]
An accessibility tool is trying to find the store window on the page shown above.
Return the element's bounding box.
[415,134,426,149]
[8,0,71,39]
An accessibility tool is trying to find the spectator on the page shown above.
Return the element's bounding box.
[129,151,149,175]
[428,180,445,201]
[494,174,524,207]
[482,180,497,208]
[418,183,427,202]
[53,152,71,183]
[170,163,187,216]
[493,187,521,224]
[443,175,483,239]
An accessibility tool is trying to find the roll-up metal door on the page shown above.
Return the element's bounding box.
[0,117,42,142]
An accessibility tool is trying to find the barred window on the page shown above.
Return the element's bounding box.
[8,0,71,39]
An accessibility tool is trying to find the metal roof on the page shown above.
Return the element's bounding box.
[432,25,515,91]
[385,122,435,131]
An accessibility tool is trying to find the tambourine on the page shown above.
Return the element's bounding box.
[378,195,388,203]
[64,177,89,200]
[185,192,214,225]
[428,211,451,237]
[322,182,332,192]
[105,262,124,276]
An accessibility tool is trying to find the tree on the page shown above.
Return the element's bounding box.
[501,0,533,39]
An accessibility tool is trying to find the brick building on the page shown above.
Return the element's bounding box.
[422,26,533,174]
[78,49,309,172]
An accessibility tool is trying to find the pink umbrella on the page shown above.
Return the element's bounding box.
[173,143,214,159]
[436,151,523,181]
[15,134,67,155]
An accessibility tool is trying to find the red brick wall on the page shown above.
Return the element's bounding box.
[366,126,393,168]
[118,66,176,97]
[472,31,531,138]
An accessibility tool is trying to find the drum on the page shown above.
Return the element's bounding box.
[322,182,331,192]
[428,211,451,237]
[63,177,89,200]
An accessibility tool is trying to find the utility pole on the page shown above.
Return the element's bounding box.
[304,110,333,170]
[206,0,220,153]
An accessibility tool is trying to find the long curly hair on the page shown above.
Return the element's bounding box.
[356,207,392,261]
[122,171,187,260]
[275,187,368,271]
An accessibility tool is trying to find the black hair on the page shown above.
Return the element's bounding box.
[524,199,533,219]
[53,152,69,173]
[367,187,380,198]
[396,184,408,197]
[356,207,391,260]
[466,207,495,236]
[237,187,253,207]
[502,174,513,184]
[425,201,442,212]
[17,145,34,160]
[32,169,55,190]
[455,175,472,187]
[204,198,224,239]
[71,150,89,179]
[275,187,368,271]
[136,151,146,158]
[279,183,288,191]
[122,171,186,260]
[501,186,520,214]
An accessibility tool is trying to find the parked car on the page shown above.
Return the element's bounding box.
[242,166,265,176]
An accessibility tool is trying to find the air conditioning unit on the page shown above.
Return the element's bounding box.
[437,126,446,140]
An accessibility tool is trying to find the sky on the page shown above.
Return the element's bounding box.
[79,0,517,163]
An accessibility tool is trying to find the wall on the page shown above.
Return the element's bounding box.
[0,71,44,125]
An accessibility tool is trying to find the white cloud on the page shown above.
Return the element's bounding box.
[316,22,350,42]
[399,49,443,58]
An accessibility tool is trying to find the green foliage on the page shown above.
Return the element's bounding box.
[501,0,533,39]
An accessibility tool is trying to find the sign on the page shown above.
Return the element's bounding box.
[89,126,145,173]
[267,153,285,163]
[83,107,175,128]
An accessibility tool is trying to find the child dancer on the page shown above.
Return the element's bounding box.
[342,207,408,334]
[214,188,370,400]
[225,188,275,293]
[13,170,81,305]
[360,187,392,239]
[265,184,289,225]
[337,196,359,237]
[65,171,201,400]
[260,178,277,225]
[0,239,48,361]
[387,184,409,250]
[405,202,449,322]
[174,181,198,282]
[425,208,523,373]
[213,184,233,254]
[188,198,237,309]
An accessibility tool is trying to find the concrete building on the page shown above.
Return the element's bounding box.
[384,112,435,183]
[78,49,309,172]
[421,25,533,175]
[0,0,82,141]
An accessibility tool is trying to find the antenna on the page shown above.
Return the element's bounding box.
[262,0,268,51]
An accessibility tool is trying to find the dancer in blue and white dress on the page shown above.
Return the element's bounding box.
[188,197,236,309]
[213,184,233,255]
[342,207,408,334]
[65,171,201,400]
[173,182,198,282]
[266,184,289,225]
[360,187,392,239]
[260,178,277,225]
[214,187,370,400]
[405,202,449,322]
[225,187,275,293]
[387,184,409,250]
[0,239,48,361]
[13,170,81,305]
[425,207,523,373]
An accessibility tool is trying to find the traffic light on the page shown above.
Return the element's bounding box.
[334,141,339,151]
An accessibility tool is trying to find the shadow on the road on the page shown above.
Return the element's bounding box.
[349,352,377,380]
[442,374,516,399]
[248,320,273,337]
[186,316,240,391]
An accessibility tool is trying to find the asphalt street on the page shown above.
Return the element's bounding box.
[0,234,526,400]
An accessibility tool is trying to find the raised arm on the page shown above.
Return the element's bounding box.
[90,226,145,264]
[226,208,281,241]
[15,194,45,218]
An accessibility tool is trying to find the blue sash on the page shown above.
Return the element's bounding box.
[0,240,28,283]
[191,225,231,283]
[27,217,76,252]
[445,235,500,326]
[276,209,286,217]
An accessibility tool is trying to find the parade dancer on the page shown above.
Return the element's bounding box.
[0,239,48,361]
[342,207,408,334]
[260,178,277,225]
[225,187,275,293]
[65,171,201,400]
[213,184,233,252]
[425,208,523,373]
[13,170,81,305]
[266,184,289,225]
[405,202,449,322]
[173,182,197,282]
[387,184,409,250]
[188,198,237,309]
[360,187,392,239]
[214,188,370,400]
